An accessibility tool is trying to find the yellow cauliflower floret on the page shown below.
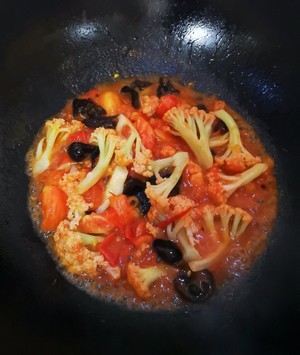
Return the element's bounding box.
[67,194,92,230]
[59,170,88,196]
[133,151,154,177]
[54,221,121,279]
[126,262,164,298]
[140,95,159,117]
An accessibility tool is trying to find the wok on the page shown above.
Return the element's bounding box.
[0,0,299,353]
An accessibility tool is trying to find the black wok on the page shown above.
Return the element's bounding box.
[0,0,299,354]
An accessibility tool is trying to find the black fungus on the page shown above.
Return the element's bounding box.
[72,98,106,118]
[213,119,228,134]
[136,191,151,215]
[82,115,117,129]
[152,239,183,265]
[196,104,208,112]
[174,269,214,303]
[67,142,99,166]
[123,177,146,196]
[123,177,150,215]
[68,142,85,162]
[120,86,140,109]
[130,79,153,91]
[157,77,179,98]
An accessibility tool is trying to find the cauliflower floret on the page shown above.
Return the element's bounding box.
[184,161,205,187]
[214,110,261,172]
[166,204,252,272]
[145,152,189,208]
[59,170,87,195]
[67,193,92,230]
[54,221,120,279]
[168,195,195,217]
[126,262,164,298]
[132,151,154,177]
[146,195,195,239]
[207,163,268,204]
[96,166,128,213]
[31,118,83,177]
[76,128,118,194]
[140,95,160,117]
[115,114,153,171]
[146,221,159,237]
[163,107,222,169]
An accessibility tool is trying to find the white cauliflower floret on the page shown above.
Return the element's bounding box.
[76,128,118,194]
[163,107,218,169]
[166,204,252,272]
[214,110,261,172]
[145,152,189,208]
[115,114,153,169]
[54,221,121,279]
[31,118,83,177]
[96,166,128,213]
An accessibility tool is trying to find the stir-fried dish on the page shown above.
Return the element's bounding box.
[26,77,277,309]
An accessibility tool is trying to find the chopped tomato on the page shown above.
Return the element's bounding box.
[124,219,147,243]
[124,219,153,249]
[38,169,66,186]
[78,213,113,235]
[98,232,133,267]
[133,114,156,151]
[82,180,104,208]
[96,91,122,115]
[109,194,139,224]
[102,208,124,231]
[155,95,179,117]
[134,234,154,249]
[67,129,92,144]
[40,186,68,231]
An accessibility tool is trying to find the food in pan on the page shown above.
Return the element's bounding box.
[26,76,277,309]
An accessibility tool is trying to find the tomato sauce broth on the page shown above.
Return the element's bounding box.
[26,76,278,310]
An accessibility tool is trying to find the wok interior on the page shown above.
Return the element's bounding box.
[0,0,298,353]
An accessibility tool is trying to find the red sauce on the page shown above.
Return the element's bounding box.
[26,76,278,310]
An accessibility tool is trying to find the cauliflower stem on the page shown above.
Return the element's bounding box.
[76,128,117,194]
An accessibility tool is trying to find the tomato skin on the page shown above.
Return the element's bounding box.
[82,180,104,208]
[124,219,147,243]
[155,95,179,117]
[38,170,66,186]
[67,129,92,144]
[40,186,68,231]
[133,115,156,151]
[109,194,138,224]
[98,232,132,267]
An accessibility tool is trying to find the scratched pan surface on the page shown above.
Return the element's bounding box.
[0,0,299,354]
